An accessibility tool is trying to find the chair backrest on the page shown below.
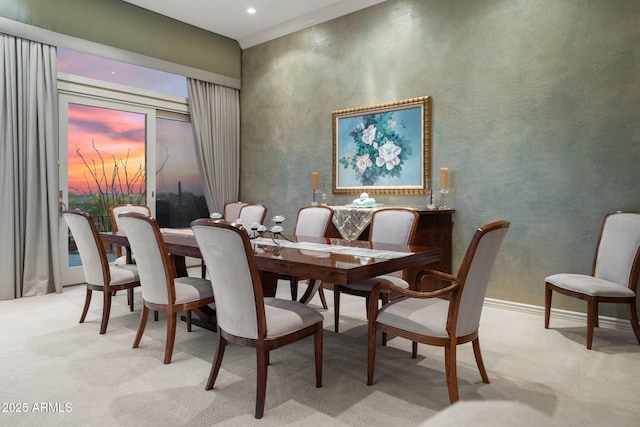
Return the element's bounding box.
[593,211,640,290]
[453,220,510,336]
[239,204,268,225]
[109,204,151,232]
[192,219,265,339]
[369,208,419,245]
[63,209,109,286]
[224,201,250,221]
[294,206,334,237]
[117,213,175,305]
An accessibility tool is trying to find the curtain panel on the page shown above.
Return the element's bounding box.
[0,34,60,299]
[187,79,240,214]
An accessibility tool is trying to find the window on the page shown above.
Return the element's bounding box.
[58,48,208,275]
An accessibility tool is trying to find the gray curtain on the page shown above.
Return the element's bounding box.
[0,34,60,299]
[187,78,240,214]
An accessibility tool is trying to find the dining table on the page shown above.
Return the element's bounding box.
[101,227,442,329]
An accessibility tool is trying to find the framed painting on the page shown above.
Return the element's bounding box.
[332,96,432,195]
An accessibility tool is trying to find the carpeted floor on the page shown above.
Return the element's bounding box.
[1,282,639,426]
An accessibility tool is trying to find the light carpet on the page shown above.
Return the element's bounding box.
[1,283,639,426]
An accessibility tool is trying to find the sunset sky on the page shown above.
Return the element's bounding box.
[67,104,146,194]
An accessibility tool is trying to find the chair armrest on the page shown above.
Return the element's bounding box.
[417,269,456,284]
[368,279,459,320]
[415,269,457,293]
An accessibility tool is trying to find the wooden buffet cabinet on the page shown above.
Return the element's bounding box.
[325,208,455,290]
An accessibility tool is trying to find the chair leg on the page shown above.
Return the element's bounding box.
[127,288,134,312]
[544,284,552,329]
[472,337,490,384]
[367,320,378,385]
[154,310,159,321]
[164,312,177,364]
[367,319,378,385]
[186,310,192,332]
[314,324,323,388]
[290,277,298,301]
[334,287,341,333]
[205,331,226,391]
[629,301,640,345]
[586,297,597,350]
[412,341,418,358]
[381,294,388,346]
[318,285,328,310]
[79,288,92,324]
[133,305,149,349]
[444,343,459,403]
[99,289,112,334]
[255,342,268,419]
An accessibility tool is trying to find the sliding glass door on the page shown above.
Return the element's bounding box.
[58,94,156,285]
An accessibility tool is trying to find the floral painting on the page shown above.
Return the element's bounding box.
[333,96,431,195]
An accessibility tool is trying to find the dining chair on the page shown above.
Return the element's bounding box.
[191,219,323,419]
[367,220,510,403]
[109,203,151,265]
[238,203,268,226]
[333,208,419,333]
[284,206,334,308]
[545,211,640,349]
[223,201,249,221]
[63,209,140,334]
[118,212,214,364]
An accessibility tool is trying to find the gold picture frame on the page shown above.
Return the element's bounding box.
[332,96,432,195]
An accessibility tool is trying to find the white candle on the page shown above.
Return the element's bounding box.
[440,167,449,190]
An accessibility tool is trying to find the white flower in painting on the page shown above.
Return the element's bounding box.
[361,125,376,145]
[376,140,401,171]
[355,153,373,173]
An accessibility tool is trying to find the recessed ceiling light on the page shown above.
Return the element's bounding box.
[247,8,256,14]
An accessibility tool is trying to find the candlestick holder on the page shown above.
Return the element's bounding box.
[425,179,436,210]
[248,223,267,239]
[269,216,294,244]
[319,181,329,206]
[438,189,450,210]
[311,190,319,206]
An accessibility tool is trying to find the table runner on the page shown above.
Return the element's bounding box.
[251,237,412,259]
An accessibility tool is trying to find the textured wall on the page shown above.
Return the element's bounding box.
[241,0,640,316]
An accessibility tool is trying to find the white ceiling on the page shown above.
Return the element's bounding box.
[121,0,387,49]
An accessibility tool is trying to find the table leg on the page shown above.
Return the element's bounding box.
[181,305,217,332]
[260,271,279,297]
[298,279,321,305]
[171,254,188,277]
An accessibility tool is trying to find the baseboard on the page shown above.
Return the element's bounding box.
[483,298,633,332]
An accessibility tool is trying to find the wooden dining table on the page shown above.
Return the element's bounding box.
[101,228,442,329]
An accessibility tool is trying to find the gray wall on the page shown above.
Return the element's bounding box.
[240,0,640,316]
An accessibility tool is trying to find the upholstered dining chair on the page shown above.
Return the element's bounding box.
[191,219,323,419]
[333,208,419,333]
[109,203,151,265]
[284,206,334,308]
[223,201,249,221]
[238,203,268,226]
[545,211,640,349]
[118,212,214,364]
[367,220,510,403]
[63,209,140,334]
